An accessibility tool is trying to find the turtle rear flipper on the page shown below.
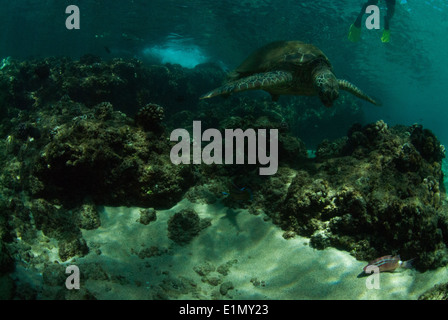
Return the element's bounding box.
[338,79,382,106]
[200,71,293,100]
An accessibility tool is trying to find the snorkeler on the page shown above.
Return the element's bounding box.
[348,0,396,43]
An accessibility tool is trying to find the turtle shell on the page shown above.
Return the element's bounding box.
[229,41,331,81]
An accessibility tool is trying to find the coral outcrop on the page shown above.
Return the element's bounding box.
[261,121,447,270]
[135,103,165,133]
[0,56,225,119]
[167,208,211,245]
[0,55,447,301]
[28,103,194,207]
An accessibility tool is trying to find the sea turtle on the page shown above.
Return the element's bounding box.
[200,41,380,107]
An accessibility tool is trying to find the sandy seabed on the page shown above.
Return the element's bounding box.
[8,159,448,300]
[50,198,448,300]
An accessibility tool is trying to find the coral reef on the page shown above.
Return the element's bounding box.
[22,101,194,208]
[260,121,447,270]
[134,103,165,133]
[0,55,448,299]
[31,198,89,261]
[0,57,220,288]
[0,56,225,119]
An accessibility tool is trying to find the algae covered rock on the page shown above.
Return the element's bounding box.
[276,121,447,270]
[58,236,89,262]
[31,198,77,239]
[167,208,211,245]
[31,198,89,261]
[29,103,194,208]
[74,203,101,230]
[220,281,234,296]
[419,282,448,300]
[134,103,165,133]
[138,208,157,225]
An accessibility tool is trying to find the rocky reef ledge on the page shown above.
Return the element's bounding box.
[0,56,447,299]
[259,120,447,271]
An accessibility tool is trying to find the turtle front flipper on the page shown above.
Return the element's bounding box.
[338,79,382,106]
[200,71,293,100]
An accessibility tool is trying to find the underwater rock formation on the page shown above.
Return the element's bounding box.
[419,282,448,300]
[31,198,89,261]
[263,120,447,270]
[134,103,165,133]
[167,208,211,245]
[26,102,194,208]
[74,203,101,230]
[138,208,157,225]
[0,57,223,276]
[0,56,225,119]
[1,54,448,300]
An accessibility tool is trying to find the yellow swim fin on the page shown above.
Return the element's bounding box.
[381,29,391,43]
[348,23,361,42]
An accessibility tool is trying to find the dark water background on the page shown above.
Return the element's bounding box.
[1,0,448,145]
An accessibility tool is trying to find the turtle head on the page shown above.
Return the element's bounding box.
[313,68,339,107]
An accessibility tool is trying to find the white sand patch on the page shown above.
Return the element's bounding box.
[77,199,448,299]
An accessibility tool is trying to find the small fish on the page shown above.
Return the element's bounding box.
[362,255,415,274]
[222,184,253,202]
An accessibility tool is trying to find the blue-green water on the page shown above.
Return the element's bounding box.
[1,0,448,302]
[1,0,448,144]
